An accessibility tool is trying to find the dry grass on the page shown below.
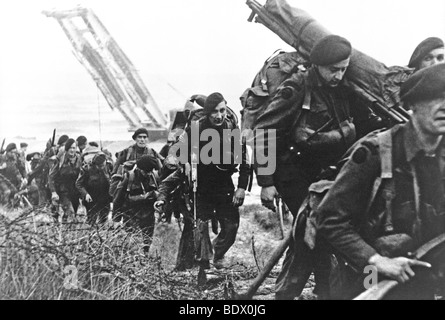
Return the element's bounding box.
[0,204,272,300]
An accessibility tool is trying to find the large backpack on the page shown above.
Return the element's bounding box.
[239,50,307,134]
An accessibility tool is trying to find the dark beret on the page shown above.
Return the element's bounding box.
[89,141,99,147]
[204,92,226,115]
[57,135,69,146]
[132,128,149,140]
[5,143,17,153]
[400,63,445,105]
[92,152,107,165]
[64,138,76,151]
[76,135,87,145]
[26,152,41,162]
[310,35,352,66]
[20,142,28,148]
[136,154,158,172]
[408,37,444,69]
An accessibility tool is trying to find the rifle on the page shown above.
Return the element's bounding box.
[191,152,198,238]
[0,138,5,155]
[354,233,445,300]
[275,195,285,240]
[51,128,56,147]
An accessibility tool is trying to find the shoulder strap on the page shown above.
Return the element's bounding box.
[258,50,285,92]
[369,129,395,233]
[126,146,134,161]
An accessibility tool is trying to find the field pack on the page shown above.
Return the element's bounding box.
[239,50,306,134]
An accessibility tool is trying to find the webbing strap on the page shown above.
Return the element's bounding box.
[378,130,393,179]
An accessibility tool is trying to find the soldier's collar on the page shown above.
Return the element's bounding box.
[404,121,444,162]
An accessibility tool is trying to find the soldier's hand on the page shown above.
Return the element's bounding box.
[154,200,165,212]
[261,186,278,212]
[85,194,93,203]
[233,188,245,207]
[51,192,59,202]
[369,254,431,284]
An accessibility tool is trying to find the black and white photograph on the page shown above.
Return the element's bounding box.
[0,0,445,305]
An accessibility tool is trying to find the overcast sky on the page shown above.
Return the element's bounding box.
[0,0,444,141]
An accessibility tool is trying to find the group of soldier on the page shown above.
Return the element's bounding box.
[0,34,444,300]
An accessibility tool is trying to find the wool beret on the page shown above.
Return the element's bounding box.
[136,154,158,172]
[57,135,69,146]
[132,128,149,140]
[92,152,107,165]
[400,63,445,105]
[5,143,17,153]
[408,37,444,69]
[64,138,76,151]
[26,152,41,162]
[20,142,28,148]
[76,135,87,146]
[310,35,352,66]
[203,92,226,115]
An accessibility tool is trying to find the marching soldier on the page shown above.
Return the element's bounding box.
[409,37,444,72]
[49,138,82,223]
[253,35,384,300]
[317,63,445,299]
[113,155,161,253]
[76,152,112,226]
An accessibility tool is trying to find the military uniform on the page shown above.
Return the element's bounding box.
[76,161,111,225]
[48,153,82,222]
[119,167,160,253]
[254,66,381,299]
[184,116,250,268]
[157,167,196,270]
[112,144,162,175]
[0,151,26,206]
[316,123,445,299]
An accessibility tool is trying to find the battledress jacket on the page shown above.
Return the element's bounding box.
[183,117,250,196]
[254,66,378,187]
[316,122,445,272]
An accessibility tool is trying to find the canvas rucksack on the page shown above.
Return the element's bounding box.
[239,50,307,134]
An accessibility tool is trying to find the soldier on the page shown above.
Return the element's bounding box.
[111,128,163,222]
[112,128,163,175]
[316,63,445,299]
[26,152,50,206]
[49,138,82,223]
[155,163,196,271]
[76,152,112,226]
[159,92,249,277]
[253,35,383,300]
[18,142,28,173]
[113,155,160,253]
[27,135,68,208]
[0,143,27,206]
[409,37,444,72]
[76,135,88,155]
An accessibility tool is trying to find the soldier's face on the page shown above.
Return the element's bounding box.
[136,134,148,148]
[412,97,445,136]
[317,58,350,87]
[67,143,77,156]
[418,48,445,70]
[208,101,227,127]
